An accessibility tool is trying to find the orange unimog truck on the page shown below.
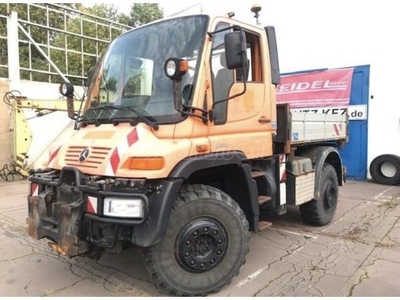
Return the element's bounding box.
[26,11,347,296]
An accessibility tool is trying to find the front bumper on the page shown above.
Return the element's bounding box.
[26,186,89,256]
[26,167,182,257]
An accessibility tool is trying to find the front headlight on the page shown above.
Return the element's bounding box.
[165,59,177,78]
[164,57,188,80]
[103,198,144,218]
[59,82,74,97]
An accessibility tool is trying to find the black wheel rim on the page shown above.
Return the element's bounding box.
[323,182,337,210]
[175,218,228,273]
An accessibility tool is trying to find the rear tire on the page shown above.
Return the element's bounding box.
[369,154,400,185]
[300,164,338,226]
[143,184,250,296]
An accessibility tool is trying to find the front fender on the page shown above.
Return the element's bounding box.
[131,179,183,247]
[169,151,260,231]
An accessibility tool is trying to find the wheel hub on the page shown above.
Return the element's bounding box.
[324,183,336,209]
[176,219,227,272]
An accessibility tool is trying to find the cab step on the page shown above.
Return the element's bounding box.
[258,221,273,231]
[258,195,272,205]
[251,171,266,178]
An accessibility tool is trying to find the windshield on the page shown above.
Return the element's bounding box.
[85,15,209,125]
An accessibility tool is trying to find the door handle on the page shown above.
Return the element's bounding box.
[258,118,271,124]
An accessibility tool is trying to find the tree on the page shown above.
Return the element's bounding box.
[80,3,121,22]
[120,4,163,28]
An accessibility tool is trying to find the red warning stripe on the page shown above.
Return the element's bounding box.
[47,146,61,166]
[110,148,120,175]
[333,124,342,136]
[87,196,97,214]
[278,154,286,182]
[87,201,95,214]
[31,183,38,196]
[127,128,138,147]
[281,170,287,182]
[108,128,139,176]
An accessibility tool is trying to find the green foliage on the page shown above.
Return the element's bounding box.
[83,3,120,21]
[121,3,164,27]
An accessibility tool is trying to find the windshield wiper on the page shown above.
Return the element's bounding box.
[86,104,159,130]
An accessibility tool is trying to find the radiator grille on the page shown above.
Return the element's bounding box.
[65,146,111,169]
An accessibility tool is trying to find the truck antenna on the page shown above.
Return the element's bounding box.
[167,3,202,17]
[250,4,262,25]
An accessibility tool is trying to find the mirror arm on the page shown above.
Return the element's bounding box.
[210,81,247,110]
[173,79,183,111]
[209,81,247,121]
[182,104,208,114]
[66,95,76,120]
[178,105,209,122]
[207,25,241,39]
[209,49,248,122]
[73,97,85,130]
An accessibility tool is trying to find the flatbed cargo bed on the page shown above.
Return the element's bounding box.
[290,112,347,144]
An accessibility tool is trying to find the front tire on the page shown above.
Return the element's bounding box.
[300,164,338,226]
[143,184,250,296]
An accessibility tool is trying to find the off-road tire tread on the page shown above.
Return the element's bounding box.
[143,184,250,296]
[300,164,338,226]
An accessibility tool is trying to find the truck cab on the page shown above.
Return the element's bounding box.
[27,13,346,296]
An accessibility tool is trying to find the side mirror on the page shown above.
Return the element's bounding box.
[224,31,247,70]
[265,26,281,85]
[59,82,75,119]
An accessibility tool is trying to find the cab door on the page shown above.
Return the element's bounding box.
[207,21,275,159]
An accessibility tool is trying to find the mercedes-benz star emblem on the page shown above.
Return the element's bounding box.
[78,148,90,163]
